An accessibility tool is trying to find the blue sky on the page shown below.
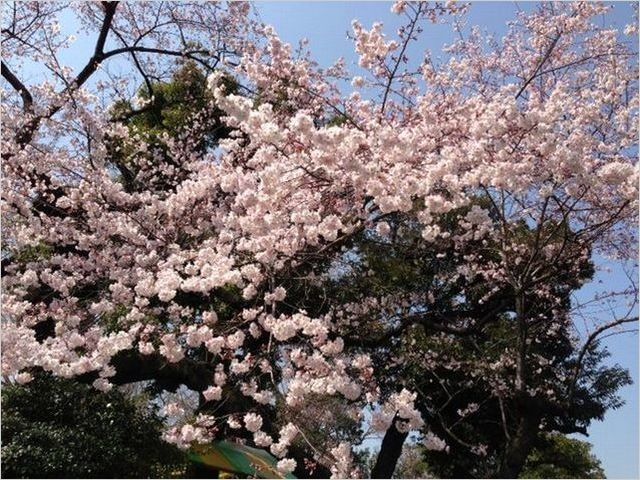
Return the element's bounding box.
[254,2,638,477]
[7,1,637,477]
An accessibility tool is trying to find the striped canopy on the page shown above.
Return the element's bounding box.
[188,441,297,479]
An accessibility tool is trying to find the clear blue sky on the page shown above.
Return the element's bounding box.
[254,2,638,478]
[10,1,637,477]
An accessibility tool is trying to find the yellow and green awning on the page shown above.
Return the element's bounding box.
[188,441,296,479]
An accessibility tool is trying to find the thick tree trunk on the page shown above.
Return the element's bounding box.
[496,292,539,478]
[371,418,408,479]
[498,412,539,478]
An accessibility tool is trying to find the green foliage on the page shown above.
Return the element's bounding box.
[357,435,605,479]
[324,115,349,128]
[13,242,54,263]
[128,61,209,138]
[98,304,131,333]
[351,448,377,478]
[557,344,632,434]
[107,61,236,193]
[354,444,435,479]
[112,60,236,148]
[393,443,433,479]
[1,374,186,478]
[520,433,606,479]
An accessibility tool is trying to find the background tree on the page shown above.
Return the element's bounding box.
[520,433,606,479]
[1,373,186,478]
[357,434,606,479]
[309,205,631,477]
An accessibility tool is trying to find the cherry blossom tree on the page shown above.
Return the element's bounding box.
[2,1,637,478]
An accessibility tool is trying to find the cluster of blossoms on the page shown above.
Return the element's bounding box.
[1,0,637,476]
[163,414,216,450]
[351,20,399,74]
[423,431,449,452]
[371,388,424,434]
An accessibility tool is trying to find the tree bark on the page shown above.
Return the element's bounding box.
[498,411,540,478]
[76,349,214,392]
[497,292,539,478]
[371,417,408,479]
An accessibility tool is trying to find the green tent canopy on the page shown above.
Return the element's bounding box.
[188,441,297,479]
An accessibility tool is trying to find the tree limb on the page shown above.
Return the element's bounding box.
[76,349,214,392]
[371,417,409,478]
[567,316,639,401]
[11,1,119,147]
[1,60,33,112]
[515,30,562,99]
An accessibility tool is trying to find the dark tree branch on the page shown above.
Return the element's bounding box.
[371,416,409,478]
[77,349,214,392]
[344,299,509,348]
[11,1,119,147]
[1,60,33,112]
[64,1,118,91]
[103,45,214,65]
[380,3,423,114]
[498,412,541,478]
[567,316,639,400]
[515,30,562,99]
[95,2,119,54]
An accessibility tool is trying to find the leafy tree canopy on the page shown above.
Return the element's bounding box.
[1,374,186,479]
